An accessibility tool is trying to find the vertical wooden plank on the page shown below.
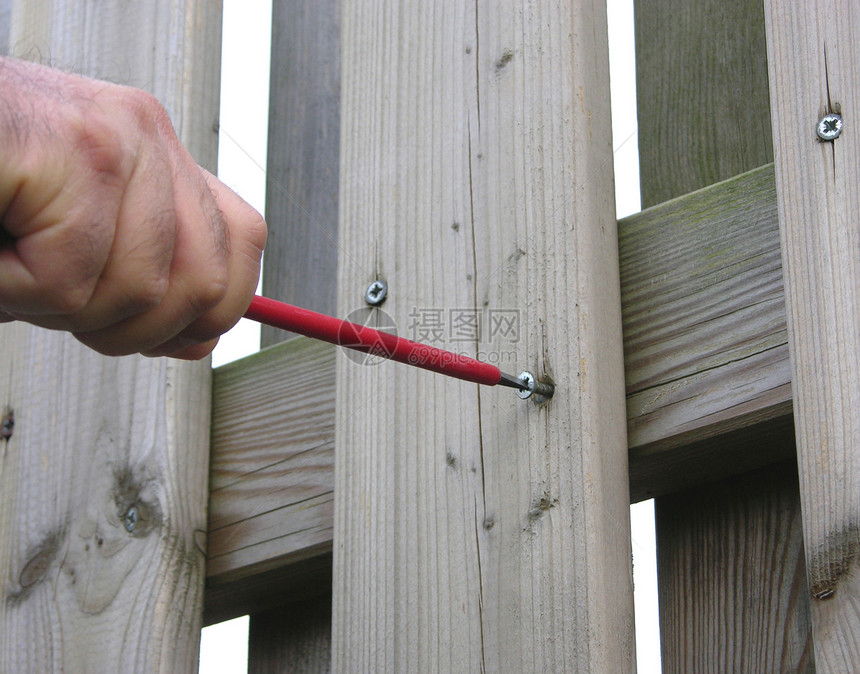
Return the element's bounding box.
[261,0,341,347]
[0,0,10,55]
[656,461,814,672]
[764,1,860,669]
[634,0,772,208]
[246,0,340,670]
[333,1,634,671]
[635,0,813,668]
[0,2,220,671]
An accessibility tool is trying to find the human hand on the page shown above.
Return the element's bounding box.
[0,58,267,359]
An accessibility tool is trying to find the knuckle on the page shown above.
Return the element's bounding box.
[119,87,179,148]
[180,274,231,340]
[183,263,228,320]
[47,284,93,316]
[130,273,170,313]
[196,270,229,312]
[66,110,134,185]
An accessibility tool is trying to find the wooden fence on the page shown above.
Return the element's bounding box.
[1,0,858,671]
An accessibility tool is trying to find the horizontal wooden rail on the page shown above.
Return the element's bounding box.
[203,338,335,625]
[621,164,794,500]
[204,164,794,621]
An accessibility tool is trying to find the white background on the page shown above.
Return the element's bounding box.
[199,0,661,671]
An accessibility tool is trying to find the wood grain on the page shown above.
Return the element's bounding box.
[261,0,341,347]
[0,2,220,671]
[205,338,335,621]
[764,1,860,668]
[635,1,814,669]
[252,0,341,663]
[201,166,798,615]
[0,329,213,672]
[620,165,791,459]
[634,0,773,208]
[333,1,634,670]
[656,462,814,673]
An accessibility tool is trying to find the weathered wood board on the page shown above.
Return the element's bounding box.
[621,165,790,459]
[203,162,799,622]
[204,338,335,626]
[0,0,10,55]
[633,0,815,669]
[332,0,635,670]
[0,328,213,671]
[764,0,860,668]
[248,0,340,666]
[261,0,341,348]
[635,0,773,208]
[657,461,814,672]
[0,1,221,671]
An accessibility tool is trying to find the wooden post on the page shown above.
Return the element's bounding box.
[656,462,814,672]
[248,0,340,670]
[0,0,9,55]
[635,0,773,206]
[260,0,341,348]
[333,1,634,670]
[0,2,220,671]
[634,0,813,669]
[764,1,860,668]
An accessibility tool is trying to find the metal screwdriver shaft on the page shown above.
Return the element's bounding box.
[244,295,554,398]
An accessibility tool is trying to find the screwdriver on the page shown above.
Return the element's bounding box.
[243,295,554,399]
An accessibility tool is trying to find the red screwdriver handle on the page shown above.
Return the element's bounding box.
[244,295,503,386]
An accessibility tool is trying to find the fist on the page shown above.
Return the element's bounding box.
[0,58,267,359]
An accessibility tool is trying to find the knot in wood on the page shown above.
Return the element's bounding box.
[1,408,14,440]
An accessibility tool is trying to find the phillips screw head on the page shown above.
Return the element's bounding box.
[124,506,139,534]
[817,113,843,141]
[365,280,388,306]
[515,371,554,400]
[516,372,536,399]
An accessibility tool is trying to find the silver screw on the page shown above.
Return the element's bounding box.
[516,371,555,400]
[817,113,843,141]
[1,410,13,440]
[365,279,388,306]
[124,506,138,534]
[516,371,536,399]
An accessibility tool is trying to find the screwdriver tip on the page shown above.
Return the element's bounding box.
[498,371,529,390]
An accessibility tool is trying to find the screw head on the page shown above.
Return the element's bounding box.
[516,371,536,399]
[1,410,13,440]
[124,506,138,534]
[817,113,843,141]
[365,279,388,306]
